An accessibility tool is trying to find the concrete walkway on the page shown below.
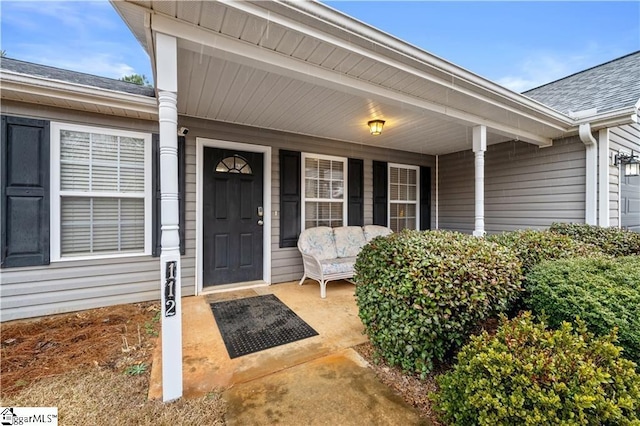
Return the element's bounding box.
[149,281,428,425]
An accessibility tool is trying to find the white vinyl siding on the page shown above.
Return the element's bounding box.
[301,153,347,230]
[388,163,419,232]
[51,123,152,261]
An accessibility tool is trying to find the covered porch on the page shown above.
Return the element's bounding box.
[113,0,584,401]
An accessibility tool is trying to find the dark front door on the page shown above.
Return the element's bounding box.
[203,148,264,286]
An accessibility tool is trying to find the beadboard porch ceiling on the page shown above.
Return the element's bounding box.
[112,0,575,155]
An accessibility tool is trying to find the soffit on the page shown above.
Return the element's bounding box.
[116,1,576,154]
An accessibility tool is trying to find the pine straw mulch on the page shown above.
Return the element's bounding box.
[353,342,444,426]
[0,302,225,425]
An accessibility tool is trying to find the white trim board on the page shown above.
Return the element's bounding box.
[195,137,272,295]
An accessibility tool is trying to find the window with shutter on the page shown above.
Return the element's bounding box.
[388,163,419,232]
[51,123,151,260]
[301,153,347,230]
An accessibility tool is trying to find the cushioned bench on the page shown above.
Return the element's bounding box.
[297,225,393,298]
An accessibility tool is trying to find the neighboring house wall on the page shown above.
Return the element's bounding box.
[0,101,195,322]
[178,116,435,284]
[439,136,586,233]
[609,123,640,228]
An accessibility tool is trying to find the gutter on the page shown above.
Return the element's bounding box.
[578,123,598,225]
[1,70,158,119]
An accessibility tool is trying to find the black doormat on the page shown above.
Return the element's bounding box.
[210,294,318,359]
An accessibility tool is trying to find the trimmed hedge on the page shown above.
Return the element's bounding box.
[354,230,522,375]
[550,222,640,257]
[487,229,602,275]
[525,256,640,364]
[433,312,640,425]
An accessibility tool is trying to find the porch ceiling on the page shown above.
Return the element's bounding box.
[113,0,576,155]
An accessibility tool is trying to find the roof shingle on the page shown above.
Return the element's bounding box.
[523,51,640,115]
[1,57,156,98]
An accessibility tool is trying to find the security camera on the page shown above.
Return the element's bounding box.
[178,126,189,136]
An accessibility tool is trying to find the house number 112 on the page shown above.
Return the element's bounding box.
[164,261,177,317]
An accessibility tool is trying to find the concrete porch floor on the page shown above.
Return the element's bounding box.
[149,280,427,425]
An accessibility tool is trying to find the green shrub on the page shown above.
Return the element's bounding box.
[487,229,602,275]
[433,312,640,425]
[550,222,640,257]
[354,230,522,375]
[525,256,640,364]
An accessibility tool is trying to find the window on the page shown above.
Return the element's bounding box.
[301,153,347,229]
[51,123,151,260]
[388,163,419,232]
[215,155,252,174]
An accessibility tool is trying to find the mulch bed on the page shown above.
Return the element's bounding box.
[1,302,159,398]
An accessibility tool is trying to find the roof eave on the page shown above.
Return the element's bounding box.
[573,105,639,132]
[1,70,158,120]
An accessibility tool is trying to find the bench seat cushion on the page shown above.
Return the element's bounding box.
[298,226,337,260]
[363,225,394,242]
[333,226,367,258]
[320,257,356,275]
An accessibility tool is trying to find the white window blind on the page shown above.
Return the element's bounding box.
[302,154,346,229]
[59,129,146,256]
[389,165,418,232]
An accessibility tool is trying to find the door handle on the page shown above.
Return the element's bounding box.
[257,219,264,226]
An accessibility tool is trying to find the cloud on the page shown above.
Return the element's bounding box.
[38,54,137,79]
[495,44,631,93]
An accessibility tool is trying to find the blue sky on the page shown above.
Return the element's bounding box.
[1,1,638,92]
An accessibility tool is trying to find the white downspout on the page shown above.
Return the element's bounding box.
[435,155,439,229]
[579,123,598,225]
[598,129,610,227]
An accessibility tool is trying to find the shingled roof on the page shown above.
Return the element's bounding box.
[523,51,640,115]
[1,57,156,98]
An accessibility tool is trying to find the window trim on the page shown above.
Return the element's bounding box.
[387,163,420,231]
[301,152,348,231]
[50,122,152,261]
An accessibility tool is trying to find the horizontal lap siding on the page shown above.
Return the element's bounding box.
[1,103,196,321]
[178,117,435,284]
[438,137,586,233]
[610,124,640,227]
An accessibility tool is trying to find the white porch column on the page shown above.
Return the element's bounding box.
[156,32,183,402]
[472,125,487,237]
[598,129,610,227]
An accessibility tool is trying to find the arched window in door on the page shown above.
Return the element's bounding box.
[215,155,253,174]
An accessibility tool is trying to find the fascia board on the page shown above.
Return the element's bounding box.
[235,0,575,127]
[152,14,555,146]
[1,71,158,118]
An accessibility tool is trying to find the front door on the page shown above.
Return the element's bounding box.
[203,148,264,286]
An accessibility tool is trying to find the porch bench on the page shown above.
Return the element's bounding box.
[297,225,393,298]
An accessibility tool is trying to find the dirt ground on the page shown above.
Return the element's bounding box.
[1,302,159,397]
[0,303,225,425]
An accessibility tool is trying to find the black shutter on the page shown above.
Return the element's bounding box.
[279,149,301,248]
[420,166,432,230]
[152,134,186,257]
[348,158,364,226]
[1,116,50,268]
[372,160,388,226]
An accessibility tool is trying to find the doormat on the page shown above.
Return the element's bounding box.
[210,294,319,359]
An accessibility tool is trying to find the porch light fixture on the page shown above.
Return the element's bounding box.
[368,119,385,136]
[614,151,640,177]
